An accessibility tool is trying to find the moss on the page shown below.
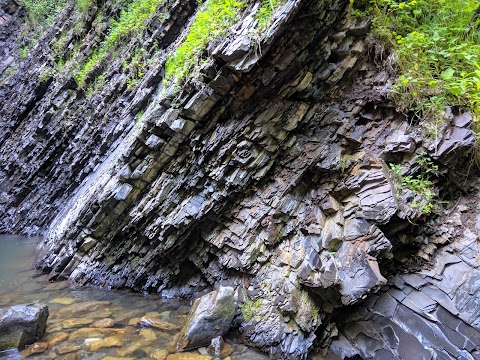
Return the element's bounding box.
[239,298,263,322]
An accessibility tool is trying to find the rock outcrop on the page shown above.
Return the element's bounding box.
[324,178,480,359]
[1,0,479,358]
[0,303,49,351]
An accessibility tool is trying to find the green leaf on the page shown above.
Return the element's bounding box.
[440,68,455,80]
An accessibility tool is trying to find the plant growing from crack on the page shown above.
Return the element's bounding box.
[389,153,439,214]
[255,0,287,30]
[75,0,166,87]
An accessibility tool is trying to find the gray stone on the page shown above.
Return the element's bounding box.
[0,303,49,351]
[176,286,236,351]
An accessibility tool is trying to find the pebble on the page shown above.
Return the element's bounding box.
[22,342,48,357]
[92,318,115,328]
[89,336,124,351]
[47,331,69,347]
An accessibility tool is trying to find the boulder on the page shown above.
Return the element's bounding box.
[176,286,236,351]
[0,303,49,350]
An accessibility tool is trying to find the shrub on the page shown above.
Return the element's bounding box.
[355,0,480,132]
[389,153,439,214]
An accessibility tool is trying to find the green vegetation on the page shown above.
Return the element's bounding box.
[124,48,149,89]
[38,66,57,82]
[164,0,245,84]
[86,75,106,98]
[17,0,66,59]
[389,153,439,214]
[353,0,480,133]
[76,0,165,87]
[19,45,30,59]
[20,0,67,25]
[256,0,286,30]
[76,0,95,14]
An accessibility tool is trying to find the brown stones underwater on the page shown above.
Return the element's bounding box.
[1,0,480,358]
[0,235,268,360]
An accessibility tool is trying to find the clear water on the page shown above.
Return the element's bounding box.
[0,235,268,360]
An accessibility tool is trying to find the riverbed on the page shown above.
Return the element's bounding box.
[0,235,268,359]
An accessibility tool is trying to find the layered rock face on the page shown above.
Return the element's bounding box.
[327,181,480,359]
[1,0,479,358]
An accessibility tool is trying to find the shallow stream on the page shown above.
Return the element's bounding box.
[0,235,268,360]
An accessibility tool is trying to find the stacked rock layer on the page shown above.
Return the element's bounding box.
[0,0,478,358]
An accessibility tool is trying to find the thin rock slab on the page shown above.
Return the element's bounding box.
[176,286,236,351]
[0,303,49,350]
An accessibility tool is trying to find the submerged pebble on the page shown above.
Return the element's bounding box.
[0,236,269,360]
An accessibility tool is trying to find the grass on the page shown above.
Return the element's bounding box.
[164,0,246,84]
[75,0,165,87]
[389,153,439,214]
[18,0,67,59]
[255,0,286,30]
[354,0,480,133]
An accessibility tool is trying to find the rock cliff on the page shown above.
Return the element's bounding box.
[1,0,479,358]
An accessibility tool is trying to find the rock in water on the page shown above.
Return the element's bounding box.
[0,303,49,350]
[207,336,233,358]
[176,286,236,351]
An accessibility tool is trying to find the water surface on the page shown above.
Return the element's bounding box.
[0,235,267,359]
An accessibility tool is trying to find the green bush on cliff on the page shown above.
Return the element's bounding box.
[354,0,480,131]
[21,0,66,25]
[76,0,165,87]
[164,0,246,84]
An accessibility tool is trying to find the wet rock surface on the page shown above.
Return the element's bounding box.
[1,0,480,359]
[0,303,49,350]
[0,238,269,360]
[177,287,236,351]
